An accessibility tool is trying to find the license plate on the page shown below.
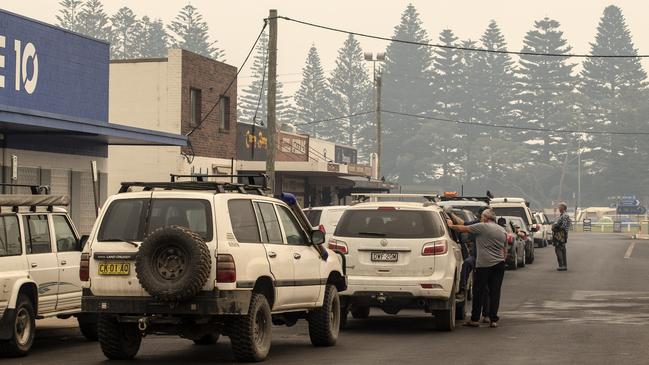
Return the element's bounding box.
[98,262,130,275]
[371,252,398,262]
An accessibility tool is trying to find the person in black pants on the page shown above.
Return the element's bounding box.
[448,208,507,328]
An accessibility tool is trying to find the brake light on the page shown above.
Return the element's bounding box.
[327,239,348,254]
[422,240,448,256]
[216,254,236,283]
[79,252,90,282]
[319,224,326,234]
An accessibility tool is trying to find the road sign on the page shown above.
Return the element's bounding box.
[619,199,640,207]
[616,206,646,215]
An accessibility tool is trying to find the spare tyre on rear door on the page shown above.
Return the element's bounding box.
[135,226,211,302]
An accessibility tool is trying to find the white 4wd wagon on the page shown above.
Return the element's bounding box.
[81,176,346,362]
[0,186,97,357]
[329,195,464,331]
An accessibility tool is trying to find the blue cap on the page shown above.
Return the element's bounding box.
[280,192,297,206]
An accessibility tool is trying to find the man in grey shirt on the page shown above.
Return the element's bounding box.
[449,208,506,327]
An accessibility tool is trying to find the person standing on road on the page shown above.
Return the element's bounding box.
[552,202,571,271]
[448,209,506,328]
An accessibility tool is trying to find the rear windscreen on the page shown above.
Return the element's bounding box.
[334,209,445,238]
[98,198,213,242]
[304,209,322,226]
[493,207,529,224]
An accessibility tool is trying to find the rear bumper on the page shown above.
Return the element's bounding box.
[82,289,252,316]
[341,275,454,301]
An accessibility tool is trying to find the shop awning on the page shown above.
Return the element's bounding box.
[0,105,186,146]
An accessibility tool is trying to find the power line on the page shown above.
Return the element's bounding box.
[293,111,374,126]
[186,20,268,137]
[273,15,649,59]
[381,109,649,135]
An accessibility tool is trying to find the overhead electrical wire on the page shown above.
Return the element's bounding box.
[293,111,375,126]
[271,15,649,59]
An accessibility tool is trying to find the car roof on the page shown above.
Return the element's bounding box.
[303,205,347,211]
[106,190,282,204]
[347,201,441,211]
[437,200,488,207]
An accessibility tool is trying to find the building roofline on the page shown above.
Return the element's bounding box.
[110,58,169,64]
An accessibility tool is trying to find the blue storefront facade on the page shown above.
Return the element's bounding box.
[0,9,186,232]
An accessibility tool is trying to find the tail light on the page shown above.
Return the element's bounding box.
[327,239,348,254]
[319,224,326,234]
[507,234,514,244]
[422,240,448,256]
[216,254,236,283]
[79,252,90,282]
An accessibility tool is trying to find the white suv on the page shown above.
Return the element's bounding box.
[490,197,538,264]
[81,177,346,362]
[0,188,97,357]
[329,198,464,331]
[303,205,347,242]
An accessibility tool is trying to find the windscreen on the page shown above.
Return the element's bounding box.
[334,209,445,238]
[493,207,529,224]
[303,209,322,226]
[98,198,213,241]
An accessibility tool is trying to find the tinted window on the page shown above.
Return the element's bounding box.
[228,200,261,243]
[257,203,283,244]
[148,199,212,240]
[277,206,307,245]
[53,215,79,252]
[24,215,52,254]
[98,199,212,241]
[98,199,147,242]
[493,207,529,223]
[335,209,445,239]
[451,205,487,216]
[0,216,22,257]
[304,209,322,226]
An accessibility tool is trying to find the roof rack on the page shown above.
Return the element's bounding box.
[118,173,271,196]
[351,193,439,203]
[0,183,50,195]
[438,196,491,204]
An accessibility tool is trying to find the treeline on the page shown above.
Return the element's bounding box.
[56,0,223,60]
[277,4,648,207]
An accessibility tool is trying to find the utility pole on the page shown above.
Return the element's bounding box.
[376,75,382,177]
[266,9,278,194]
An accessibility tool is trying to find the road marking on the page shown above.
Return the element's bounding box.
[624,242,636,259]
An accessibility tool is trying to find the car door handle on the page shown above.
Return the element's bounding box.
[293,253,301,260]
[31,263,38,268]
[268,251,277,258]
[61,260,67,266]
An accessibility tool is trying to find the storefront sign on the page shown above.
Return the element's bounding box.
[0,10,109,122]
[335,145,358,164]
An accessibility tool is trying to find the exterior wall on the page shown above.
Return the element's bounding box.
[108,49,238,193]
[180,50,237,160]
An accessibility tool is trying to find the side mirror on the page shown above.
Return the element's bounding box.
[79,235,89,249]
[311,230,325,245]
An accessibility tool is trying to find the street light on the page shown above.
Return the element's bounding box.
[364,52,385,178]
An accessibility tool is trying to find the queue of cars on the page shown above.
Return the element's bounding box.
[0,182,552,361]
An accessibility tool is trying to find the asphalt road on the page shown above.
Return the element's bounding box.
[9,233,649,365]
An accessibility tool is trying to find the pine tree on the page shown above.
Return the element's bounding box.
[381,4,435,183]
[294,45,332,139]
[56,0,83,32]
[77,0,111,41]
[427,29,464,181]
[138,16,169,58]
[580,5,648,196]
[110,7,141,59]
[328,34,373,160]
[517,17,576,162]
[168,4,224,61]
[238,32,290,127]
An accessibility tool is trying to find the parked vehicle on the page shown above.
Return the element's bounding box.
[303,205,347,242]
[491,197,538,263]
[533,212,552,247]
[437,194,490,217]
[0,185,97,357]
[81,175,346,362]
[507,216,535,264]
[330,195,464,331]
[500,216,527,270]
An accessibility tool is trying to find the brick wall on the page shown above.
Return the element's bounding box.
[180,50,237,160]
